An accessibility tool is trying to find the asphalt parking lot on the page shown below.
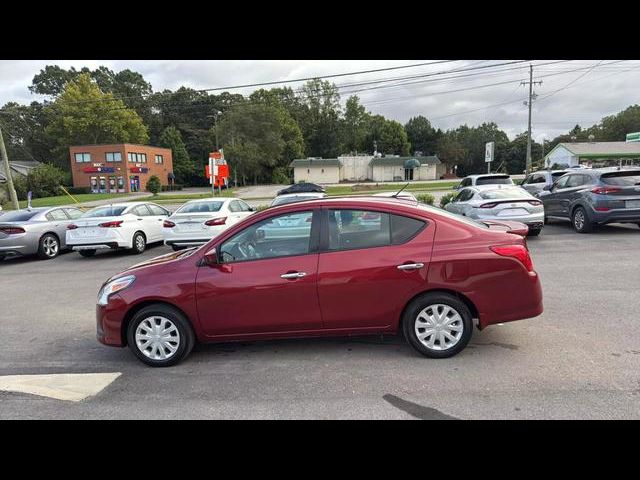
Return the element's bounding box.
[1,220,639,419]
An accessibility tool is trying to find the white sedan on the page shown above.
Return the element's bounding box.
[162,198,255,250]
[66,202,171,257]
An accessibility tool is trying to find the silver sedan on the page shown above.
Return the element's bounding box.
[0,206,85,260]
[444,185,545,236]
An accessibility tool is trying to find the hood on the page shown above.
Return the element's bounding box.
[479,220,529,237]
[107,247,199,282]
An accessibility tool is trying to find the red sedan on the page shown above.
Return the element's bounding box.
[96,197,543,367]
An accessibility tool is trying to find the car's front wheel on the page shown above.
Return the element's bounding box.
[403,292,473,358]
[572,206,593,233]
[127,304,195,367]
[37,233,60,260]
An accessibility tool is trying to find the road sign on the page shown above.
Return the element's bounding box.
[626,132,640,142]
[485,142,495,163]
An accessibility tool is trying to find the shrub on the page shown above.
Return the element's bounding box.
[416,193,435,205]
[146,175,161,195]
[64,186,91,195]
[255,204,270,212]
[271,167,291,185]
[161,184,184,192]
[10,175,29,200]
[26,164,68,198]
[440,192,457,208]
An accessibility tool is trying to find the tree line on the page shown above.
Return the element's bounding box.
[2,64,640,188]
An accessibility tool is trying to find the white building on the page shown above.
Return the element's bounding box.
[290,155,445,184]
[544,142,640,168]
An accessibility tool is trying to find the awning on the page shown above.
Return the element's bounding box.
[403,158,421,169]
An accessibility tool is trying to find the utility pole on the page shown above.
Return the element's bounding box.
[0,126,19,210]
[521,65,542,175]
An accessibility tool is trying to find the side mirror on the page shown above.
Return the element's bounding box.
[203,247,219,265]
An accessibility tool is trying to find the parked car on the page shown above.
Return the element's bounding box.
[276,182,325,195]
[455,174,514,190]
[520,169,569,195]
[445,185,544,236]
[372,191,418,201]
[96,196,543,366]
[66,202,171,257]
[0,206,85,261]
[270,192,326,206]
[163,198,255,251]
[538,167,640,233]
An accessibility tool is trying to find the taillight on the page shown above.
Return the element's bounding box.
[98,220,123,228]
[0,226,25,234]
[479,202,498,208]
[591,186,621,195]
[67,224,78,230]
[163,220,176,228]
[594,207,610,212]
[490,244,534,272]
[205,217,227,226]
[528,200,543,206]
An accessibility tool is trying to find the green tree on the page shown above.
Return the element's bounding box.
[159,126,197,185]
[405,116,440,155]
[26,164,69,198]
[364,115,411,156]
[299,79,342,158]
[339,95,370,154]
[146,175,161,195]
[45,73,149,168]
[436,134,468,174]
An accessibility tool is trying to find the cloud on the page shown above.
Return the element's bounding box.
[1,60,639,140]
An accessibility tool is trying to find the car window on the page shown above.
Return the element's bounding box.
[220,211,314,263]
[566,175,586,188]
[533,174,546,184]
[64,208,84,220]
[228,201,242,213]
[148,204,169,216]
[177,201,223,214]
[480,188,532,199]
[551,171,568,180]
[600,171,640,186]
[237,200,252,212]
[460,178,471,187]
[46,209,68,221]
[457,189,475,202]
[271,194,321,206]
[327,209,391,251]
[132,205,153,216]
[554,175,570,189]
[83,206,127,217]
[391,214,426,245]
[476,176,513,186]
[0,210,40,221]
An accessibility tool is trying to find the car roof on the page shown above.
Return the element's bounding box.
[466,173,510,179]
[181,197,232,204]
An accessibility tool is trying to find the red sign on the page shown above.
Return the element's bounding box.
[83,167,115,173]
[209,151,223,160]
[130,167,149,173]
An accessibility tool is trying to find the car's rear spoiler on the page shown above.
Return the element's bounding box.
[479,220,529,237]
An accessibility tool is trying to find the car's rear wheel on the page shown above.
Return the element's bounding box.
[37,233,60,260]
[78,249,96,257]
[0,254,5,262]
[131,232,146,254]
[127,304,195,367]
[572,206,593,233]
[403,292,473,359]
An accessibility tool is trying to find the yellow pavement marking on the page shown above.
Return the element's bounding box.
[0,372,122,402]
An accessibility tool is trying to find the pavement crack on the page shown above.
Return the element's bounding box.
[471,342,519,350]
[383,394,459,420]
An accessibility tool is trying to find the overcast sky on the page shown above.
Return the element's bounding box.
[1,59,639,142]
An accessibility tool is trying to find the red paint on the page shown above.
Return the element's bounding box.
[96,198,543,348]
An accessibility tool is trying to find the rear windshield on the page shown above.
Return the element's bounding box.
[83,206,127,218]
[271,195,320,206]
[0,210,39,222]
[480,189,532,199]
[552,171,568,179]
[600,171,640,186]
[476,176,513,185]
[176,201,223,213]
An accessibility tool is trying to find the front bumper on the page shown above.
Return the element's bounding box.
[96,294,128,347]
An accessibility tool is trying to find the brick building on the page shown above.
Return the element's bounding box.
[69,144,173,193]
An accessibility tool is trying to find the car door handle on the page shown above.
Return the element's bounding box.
[280,272,307,279]
[397,263,424,271]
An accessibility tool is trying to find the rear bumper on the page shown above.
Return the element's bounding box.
[72,242,120,251]
[67,230,131,249]
[474,211,545,227]
[589,207,640,224]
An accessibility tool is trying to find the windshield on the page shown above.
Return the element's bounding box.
[83,206,127,218]
[0,210,40,222]
[476,176,513,186]
[552,171,568,179]
[176,201,223,213]
[600,171,640,186]
[271,195,321,206]
[480,189,532,199]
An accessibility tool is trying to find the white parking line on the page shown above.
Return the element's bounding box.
[0,373,121,402]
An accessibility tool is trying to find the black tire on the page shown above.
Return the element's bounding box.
[572,206,593,233]
[130,231,146,254]
[37,233,60,260]
[78,249,96,257]
[528,228,542,237]
[0,254,5,262]
[127,304,195,367]
[171,245,185,251]
[402,292,473,359]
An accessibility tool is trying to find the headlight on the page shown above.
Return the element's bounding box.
[97,275,135,306]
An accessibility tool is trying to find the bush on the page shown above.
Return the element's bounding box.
[146,175,161,195]
[440,192,457,208]
[416,193,435,205]
[271,167,291,185]
[10,175,29,200]
[26,164,68,198]
[255,204,270,212]
[64,186,91,195]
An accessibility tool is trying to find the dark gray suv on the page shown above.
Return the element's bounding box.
[538,168,640,233]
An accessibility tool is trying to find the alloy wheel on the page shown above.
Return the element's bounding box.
[43,236,59,257]
[574,210,585,231]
